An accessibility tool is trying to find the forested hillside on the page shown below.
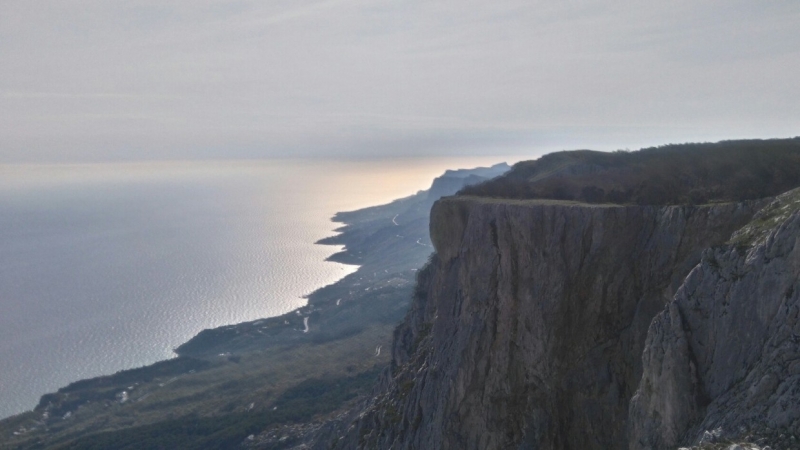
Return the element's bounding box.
[460,138,800,205]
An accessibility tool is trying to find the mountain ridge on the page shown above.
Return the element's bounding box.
[327,138,800,450]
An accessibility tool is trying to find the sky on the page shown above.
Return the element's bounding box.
[1,0,799,162]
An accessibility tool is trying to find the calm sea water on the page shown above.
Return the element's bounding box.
[0,157,510,419]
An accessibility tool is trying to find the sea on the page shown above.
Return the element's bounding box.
[0,157,510,419]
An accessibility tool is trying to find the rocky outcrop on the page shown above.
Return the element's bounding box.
[335,197,761,449]
[630,189,800,449]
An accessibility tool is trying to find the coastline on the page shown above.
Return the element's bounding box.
[0,162,508,448]
[0,196,424,446]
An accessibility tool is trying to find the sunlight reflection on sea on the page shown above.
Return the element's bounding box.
[0,156,518,418]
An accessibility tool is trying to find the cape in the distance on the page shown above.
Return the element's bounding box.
[4,138,800,450]
[0,161,510,449]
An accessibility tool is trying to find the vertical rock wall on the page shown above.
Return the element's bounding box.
[630,191,800,449]
[338,197,759,450]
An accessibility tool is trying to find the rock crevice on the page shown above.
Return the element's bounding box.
[630,190,800,449]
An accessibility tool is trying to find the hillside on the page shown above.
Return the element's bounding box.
[461,138,800,205]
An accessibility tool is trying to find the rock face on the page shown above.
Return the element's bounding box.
[335,197,761,449]
[629,189,800,449]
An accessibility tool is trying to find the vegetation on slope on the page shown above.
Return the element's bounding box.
[2,164,505,449]
[50,368,381,450]
[460,138,800,205]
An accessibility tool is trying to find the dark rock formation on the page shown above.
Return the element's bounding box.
[335,197,761,449]
[630,188,800,449]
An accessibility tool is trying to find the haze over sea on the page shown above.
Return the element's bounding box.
[0,157,511,419]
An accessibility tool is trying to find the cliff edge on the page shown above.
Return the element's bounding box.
[330,138,800,450]
[337,198,759,449]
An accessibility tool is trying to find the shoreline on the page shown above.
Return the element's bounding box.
[0,162,509,448]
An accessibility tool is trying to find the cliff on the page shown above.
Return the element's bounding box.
[336,197,761,449]
[630,188,800,449]
[328,139,800,450]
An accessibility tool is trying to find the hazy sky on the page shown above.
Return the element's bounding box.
[1,1,798,162]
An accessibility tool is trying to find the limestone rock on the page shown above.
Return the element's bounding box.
[334,197,759,449]
[629,189,800,449]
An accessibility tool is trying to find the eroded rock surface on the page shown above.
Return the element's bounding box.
[630,189,800,449]
[333,197,760,450]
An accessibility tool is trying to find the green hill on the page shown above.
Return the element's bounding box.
[460,138,800,205]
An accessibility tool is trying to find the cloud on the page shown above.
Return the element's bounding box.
[1,0,798,162]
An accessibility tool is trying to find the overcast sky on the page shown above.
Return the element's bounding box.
[1,0,798,162]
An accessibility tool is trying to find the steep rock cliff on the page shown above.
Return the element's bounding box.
[336,197,760,450]
[630,189,800,449]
